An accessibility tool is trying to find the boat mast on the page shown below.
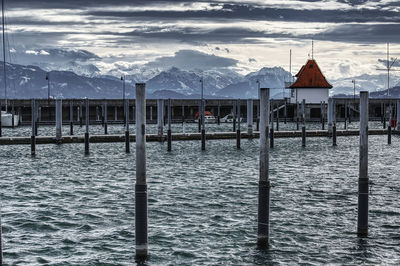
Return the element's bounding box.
[2,0,6,110]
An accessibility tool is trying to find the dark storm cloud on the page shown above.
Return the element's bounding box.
[144,49,238,70]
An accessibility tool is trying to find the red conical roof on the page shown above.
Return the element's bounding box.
[290,59,332,89]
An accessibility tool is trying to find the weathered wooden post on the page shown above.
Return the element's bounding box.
[198,101,201,133]
[344,101,348,130]
[236,99,241,149]
[217,101,220,125]
[157,99,164,138]
[358,91,369,237]
[388,105,392,145]
[56,99,62,142]
[150,106,153,122]
[256,100,260,131]
[284,100,287,124]
[383,103,386,129]
[322,101,325,130]
[85,98,89,155]
[69,101,74,135]
[270,100,274,148]
[31,99,36,156]
[114,106,118,122]
[125,99,130,153]
[35,102,39,136]
[167,98,172,152]
[233,101,236,132]
[201,99,206,150]
[135,83,148,260]
[328,98,333,133]
[302,99,306,147]
[258,87,270,247]
[11,101,14,128]
[276,102,280,131]
[296,101,300,131]
[397,100,400,131]
[182,103,185,124]
[333,99,337,146]
[0,102,2,137]
[104,102,108,135]
[79,102,83,127]
[247,99,253,136]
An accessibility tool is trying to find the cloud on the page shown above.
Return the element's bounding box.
[378,58,400,68]
[248,58,257,63]
[144,49,238,70]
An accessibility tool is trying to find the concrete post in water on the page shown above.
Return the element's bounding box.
[302,99,306,147]
[358,91,369,237]
[11,101,14,128]
[247,99,253,135]
[258,87,270,247]
[125,99,130,153]
[397,100,400,131]
[167,98,172,152]
[201,99,206,150]
[56,99,62,142]
[31,99,36,156]
[104,102,108,135]
[236,99,241,149]
[79,102,83,127]
[270,101,274,148]
[135,83,148,260]
[157,99,164,137]
[70,101,74,135]
[217,101,220,125]
[233,101,236,132]
[85,98,89,155]
[328,98,333,133]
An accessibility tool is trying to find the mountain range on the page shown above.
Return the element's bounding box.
[0,61,399,99]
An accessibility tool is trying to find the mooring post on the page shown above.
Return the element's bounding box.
[124,99,130,153]
[135,83,148,261]
[284,100,287,124]
[11,101,14,128]
[383,103,386,129]
[333,99,337,146]
[270,100,274,148]
[302,99,306,147]
[344,101,348,130]
[256,100,260,131]
[0,101,2,137]
[258,87,270,247]
[150,106,153,122]
[168,98,172,152]
[157,99,164,138]
[233,101,236,132]
[201,99,206,150]
[198,101,201,133]
[79,102,83,127]
[217,101,220,125]
[85,98,89,155]
[322,101,325,130]
[69,101,74,135]
[31,99,36,156]
[328,98,333,134]
[104,102,108,134]
[56,99,62,142]
[247,99,253,136]
[114,106,118,122]
[388,105,392,145]
[276,102,280,131]
[236,99,241,149]
[320,101,323,129]
[358,91,369,237]
[397,100,400,131]
[296,101,300,131]
[182,103,185,124]
[133,105,136,124]
[35,102,39,136]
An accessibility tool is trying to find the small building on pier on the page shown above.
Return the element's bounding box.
[289,59,332,104]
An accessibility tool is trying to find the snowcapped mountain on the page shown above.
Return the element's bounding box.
[217,67,292,98]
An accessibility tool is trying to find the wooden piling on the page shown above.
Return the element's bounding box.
[258,87,270,247]
[233,101,236,132]
[397,100,400,131]
[284,101,287,124]
[358,91,369,237]
[35,102,39,136]
[217,101,220,125]
[236,99,241,149]
[201,99,206,150]
[157,99,164,137]
[0,102,2,137]
[388,105,392,145]
[125,99,130,153]
[344,101,348,130]
[55,99,62,142]
[11,101,14,128]
[302,99,306,147]
[296,101,300,131]
[247,99,253,136]
[276,102,279,131]
[85,98,89,155]
[198,102,201,133]
[270,101,274,148]
[168,99,172,152]
[104,102,108,135]
[79,102,83,127]
[70,101,74,135]
[383,104,386,129]
[114,106,118,122]
[31,99,36,156]
[182,103,185,124]
[135,83,148,260]
[328,98,333,133]
[256,101,260,131]
[150,106,153,122]
[322,101,325,130]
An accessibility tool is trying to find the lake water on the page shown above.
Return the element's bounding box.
[0,122,399,265]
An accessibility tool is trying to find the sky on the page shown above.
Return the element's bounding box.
[3,0,400,85]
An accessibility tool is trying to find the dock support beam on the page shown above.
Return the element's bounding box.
[85,99,89,155]
[358,91,369,237]
[258,87,270,248]
[135,83,148,261]
[168,99,172,152]
[157,99,164,138]
[56,99,62,142]
[247,99,253,136]
[125,99,130,153]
